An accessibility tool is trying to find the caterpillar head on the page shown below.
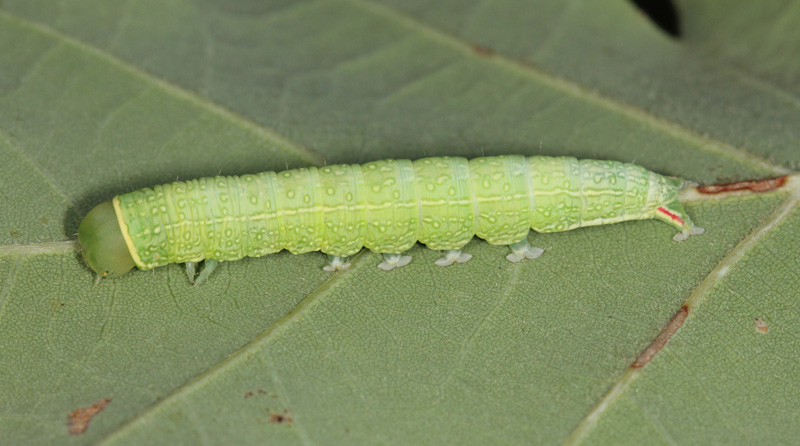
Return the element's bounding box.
[78,201,135,279]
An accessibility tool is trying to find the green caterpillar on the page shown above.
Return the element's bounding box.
[78,155,704,284]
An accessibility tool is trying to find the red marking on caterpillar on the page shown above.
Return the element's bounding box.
[657,207,685,226]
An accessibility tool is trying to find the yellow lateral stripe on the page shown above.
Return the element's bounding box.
[112,196,146,269]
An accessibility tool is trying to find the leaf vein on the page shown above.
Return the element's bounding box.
[0,10,325,167]
[96,251,368,444]
[562,175,800,445]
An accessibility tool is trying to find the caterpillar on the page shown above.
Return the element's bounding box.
[78,155,704,285]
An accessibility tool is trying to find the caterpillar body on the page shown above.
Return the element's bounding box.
[78,155,703,284]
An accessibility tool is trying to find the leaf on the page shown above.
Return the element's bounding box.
[0,1,798,444]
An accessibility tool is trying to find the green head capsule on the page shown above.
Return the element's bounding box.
[78,201,135,279]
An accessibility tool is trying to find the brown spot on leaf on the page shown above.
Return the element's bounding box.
[471,44,493,57]
[245,389,269,399]
[755,318,769,334]
[698,176,787,194]
[67,398,111,435]
[632,306,689,368]
[270,410,293,424]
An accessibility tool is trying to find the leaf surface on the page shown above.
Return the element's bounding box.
[1,1,798,444]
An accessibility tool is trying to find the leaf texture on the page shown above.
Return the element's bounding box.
[1,1,799,444]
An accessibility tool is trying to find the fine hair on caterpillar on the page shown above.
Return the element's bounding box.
[78,155,704,285]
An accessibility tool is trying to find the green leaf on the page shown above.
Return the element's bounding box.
[1,1,798,444]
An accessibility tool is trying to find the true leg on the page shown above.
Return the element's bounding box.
[193,259,219,286]
[185,261,197,284]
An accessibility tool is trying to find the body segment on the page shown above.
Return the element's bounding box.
[79,156,702,283]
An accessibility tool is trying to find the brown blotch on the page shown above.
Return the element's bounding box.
[270,410,293,424]
[632,306,689,368]
[257,389,267,395]
[698,176,788,194]
[755,318,769,334]
[67,398,111,435]
[471,44,493,57]
[244,391,254,399]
